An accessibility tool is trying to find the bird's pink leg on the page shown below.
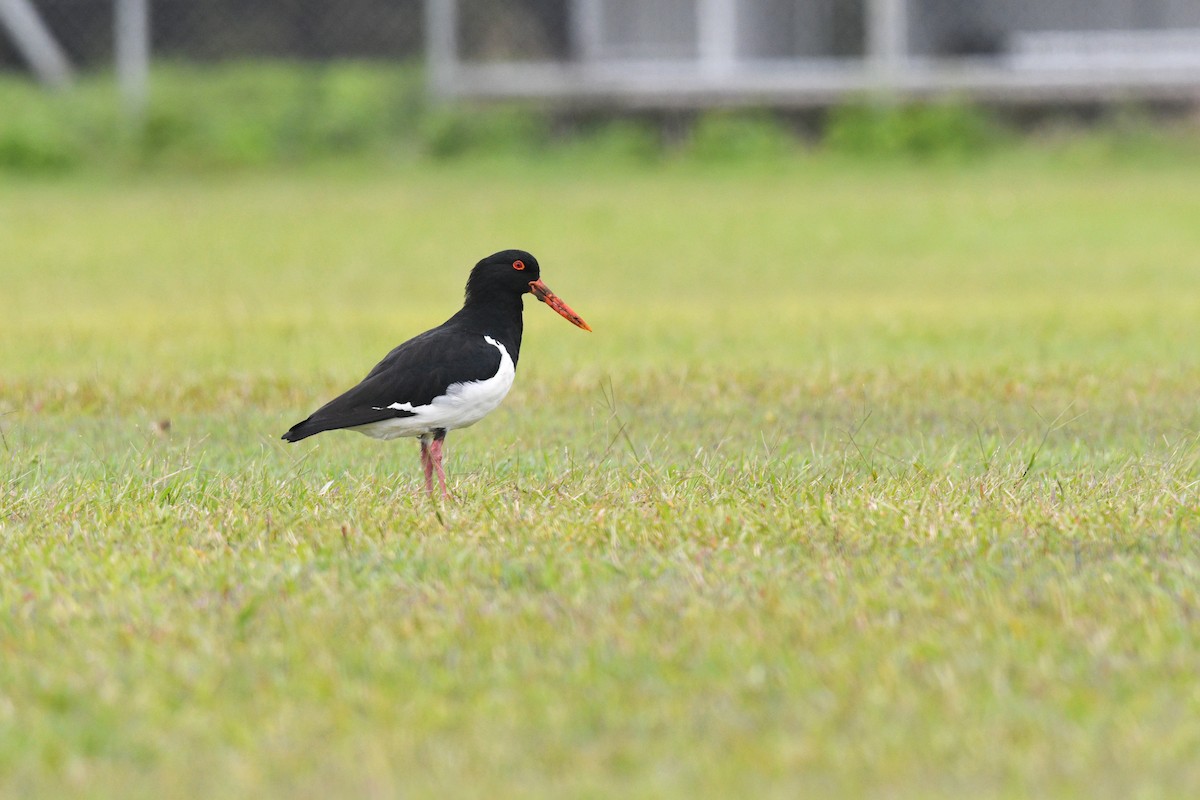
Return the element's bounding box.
[430,437,450,499]
[419,438,434,496]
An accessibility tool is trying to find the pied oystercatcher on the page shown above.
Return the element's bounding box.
[282,249,591,497]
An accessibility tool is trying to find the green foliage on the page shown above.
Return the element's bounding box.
[685,111,797,162]
[0,117,78,172]
[131,62,427,166]
[0,63,428,171]
[1035,104,1200,168]
[825,98,1005,159]
[0,82,86,172]
[565,118,664,164]
[4,62,1200,175]
[418,104,549,159]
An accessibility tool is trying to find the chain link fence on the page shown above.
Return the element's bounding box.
[3,0,1200,104]
[0,0,423,72]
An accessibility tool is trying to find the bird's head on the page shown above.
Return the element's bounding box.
[466,249,591,331]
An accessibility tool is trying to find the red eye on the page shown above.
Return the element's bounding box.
[513,260,525,271]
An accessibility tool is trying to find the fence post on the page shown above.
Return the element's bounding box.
[425,0,458,97]
[866,0,907,91]
[570,0,603,62]
[114,0,150,120]
[0,0,73,88]
[698,0,737,78]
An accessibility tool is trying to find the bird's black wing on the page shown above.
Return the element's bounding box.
[281,327,503,442]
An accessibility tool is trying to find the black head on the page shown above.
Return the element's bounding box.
[464,249,541,304]
[463,248,592,331]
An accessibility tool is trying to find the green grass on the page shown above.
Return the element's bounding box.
[2,155,1200,798]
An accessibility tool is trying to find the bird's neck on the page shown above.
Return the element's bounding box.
[449,295,525,363]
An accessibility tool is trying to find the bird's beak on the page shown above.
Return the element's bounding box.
[529,278,592,332]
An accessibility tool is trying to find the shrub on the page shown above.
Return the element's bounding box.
[685,111,797,162]
[825,100,1003,159]
[418,104,550,159]
[0,80,84,172]
[559,119,663,164]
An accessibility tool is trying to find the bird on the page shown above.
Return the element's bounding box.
[282,249,591,498]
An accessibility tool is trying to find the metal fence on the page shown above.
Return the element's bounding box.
[3,0,1200,107]
[430,0,1200,106]
[0,0,422,81]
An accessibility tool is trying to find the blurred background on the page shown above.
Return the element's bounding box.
[3,0,1200,402]
[2,0,1199,171]
[6,1,1200,96]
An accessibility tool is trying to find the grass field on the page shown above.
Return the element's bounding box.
[2,153,1200,798]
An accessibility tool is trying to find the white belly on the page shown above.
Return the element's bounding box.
[350,335,515,441]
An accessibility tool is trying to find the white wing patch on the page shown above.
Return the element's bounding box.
[354,335,516,441]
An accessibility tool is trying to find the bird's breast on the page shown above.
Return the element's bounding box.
[431,335,516,427]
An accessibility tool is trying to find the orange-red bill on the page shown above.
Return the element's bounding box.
[529,278,592,332]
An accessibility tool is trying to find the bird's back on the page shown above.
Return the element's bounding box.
[282,323,512,442]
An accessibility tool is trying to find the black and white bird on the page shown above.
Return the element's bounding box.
[282,249,591,498]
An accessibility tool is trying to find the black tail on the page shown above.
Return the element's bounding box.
[282,406,415,442]
[281,418,320,442]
